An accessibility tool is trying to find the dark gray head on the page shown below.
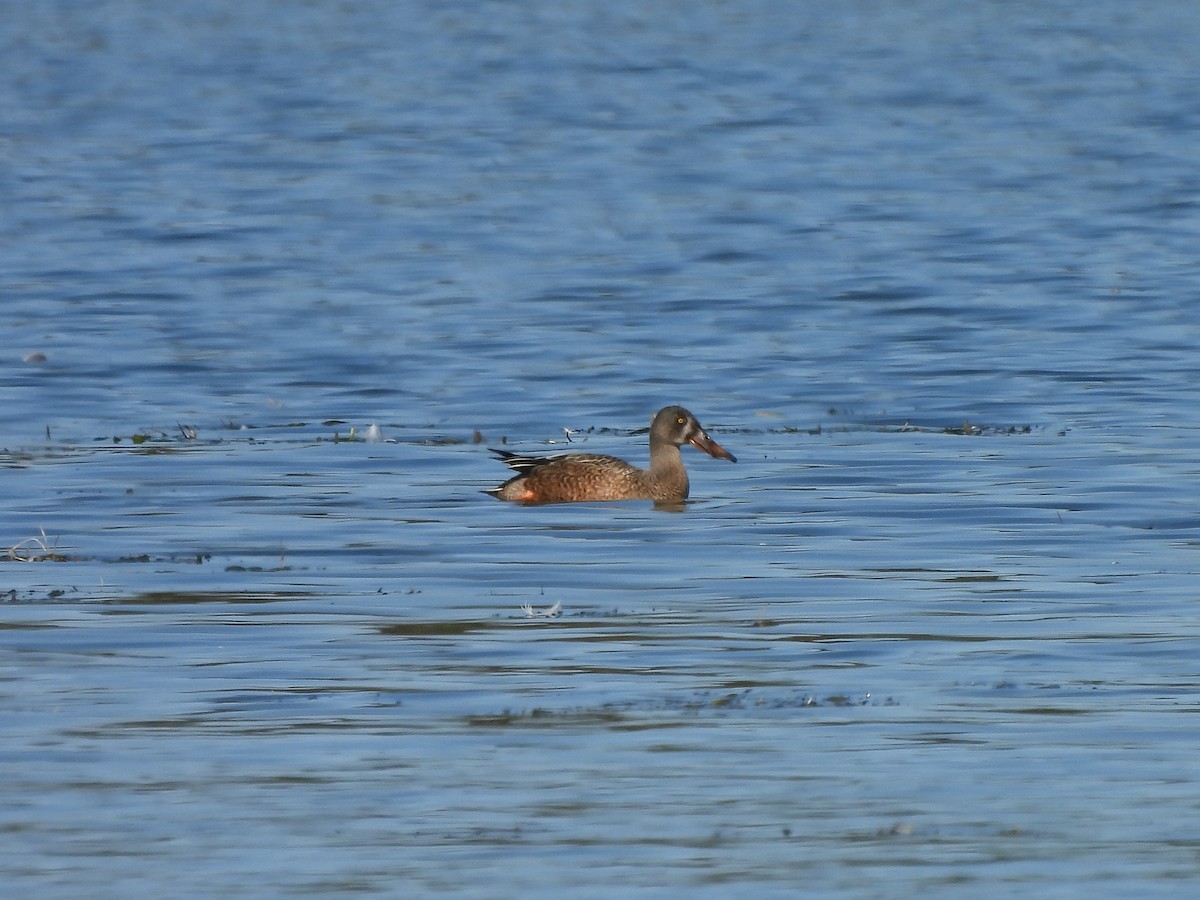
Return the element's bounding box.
[651,406,736,462]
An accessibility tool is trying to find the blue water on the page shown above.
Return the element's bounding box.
[3,2,1200,897]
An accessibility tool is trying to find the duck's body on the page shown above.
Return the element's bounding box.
[486,406,736,504]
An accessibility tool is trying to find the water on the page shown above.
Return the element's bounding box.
[3,1,1200,896]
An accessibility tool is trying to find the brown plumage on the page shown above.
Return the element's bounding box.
[486,406,736,504]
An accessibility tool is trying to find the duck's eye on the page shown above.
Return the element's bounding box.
[677,417,686,425]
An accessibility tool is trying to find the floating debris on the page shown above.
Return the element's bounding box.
[7,527,69,562]
[522,600,562,618]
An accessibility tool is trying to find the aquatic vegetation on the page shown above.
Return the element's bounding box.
[6,527,68,562]
[521,600,562,618]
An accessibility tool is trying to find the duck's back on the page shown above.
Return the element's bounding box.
[489,452,681,503]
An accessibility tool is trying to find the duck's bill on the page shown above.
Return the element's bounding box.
[689,433,736,463]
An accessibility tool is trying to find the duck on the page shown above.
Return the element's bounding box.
[486,406,735,504]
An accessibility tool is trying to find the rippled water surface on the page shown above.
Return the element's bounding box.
[4,2,1200,897]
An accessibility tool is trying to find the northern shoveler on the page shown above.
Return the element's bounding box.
[486,406,736,504]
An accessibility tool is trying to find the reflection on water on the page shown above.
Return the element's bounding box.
[4,0,1200,896]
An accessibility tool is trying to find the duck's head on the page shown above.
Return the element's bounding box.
[652,406,737,462]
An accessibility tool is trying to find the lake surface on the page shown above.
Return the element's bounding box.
[3,1,1200,897]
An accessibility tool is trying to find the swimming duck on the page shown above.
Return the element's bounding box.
[486,406,736,504]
